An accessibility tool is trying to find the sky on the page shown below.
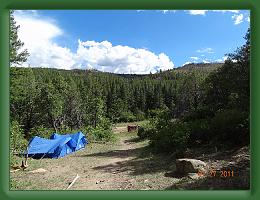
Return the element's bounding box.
[13,10,250,74]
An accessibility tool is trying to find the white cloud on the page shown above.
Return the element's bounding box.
[138,10,247,25]
[190,56,199,60]
[196,47,214,54]
[158,10,176,14]
[222,56,228,61]
[212,10,239,14]
[182,61,192,66]
[75,40,174,74]
[187,10,240,16]
[215,59,222,62]
[14,10,174,74]
[202,59,210,63]
[232,14,244,25]
[215,56,228,63]
[188,10,207,15]
[137,10,177,14]
[186,10,246,25]
[14,10,75,70]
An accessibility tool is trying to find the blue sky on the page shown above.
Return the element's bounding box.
[14,10,250,74]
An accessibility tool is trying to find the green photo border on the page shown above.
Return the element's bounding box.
[0,0,259,199]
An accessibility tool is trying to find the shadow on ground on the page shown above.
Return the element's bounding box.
[77,137,175,176]
[91,154,174,176]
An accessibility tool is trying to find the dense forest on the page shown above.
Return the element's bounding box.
[10,62,220,140]
[10,8,250,162]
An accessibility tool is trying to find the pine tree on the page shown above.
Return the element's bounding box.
[10,10,29,65]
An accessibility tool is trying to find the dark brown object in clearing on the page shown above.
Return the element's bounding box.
[127,125,138,132]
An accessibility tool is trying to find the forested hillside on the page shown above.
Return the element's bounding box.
[10,62,218,139]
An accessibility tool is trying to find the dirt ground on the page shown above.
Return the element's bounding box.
[10,127,179,190]
[10,124,250,190]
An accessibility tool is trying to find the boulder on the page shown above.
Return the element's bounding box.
[176,158,207,174]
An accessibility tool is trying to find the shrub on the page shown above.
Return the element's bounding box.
[135,110,146,121]
[148,108,165,119]
[209,109,249,146]
[187,119,210,144]
[10,121,27,166]
[183,106,215,121]
[29,125,54,138]
[137,121,156,139]
[119,111,136,122]
[150,120,191,154]
[86,125,115,142]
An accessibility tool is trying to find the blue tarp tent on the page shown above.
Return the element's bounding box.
[50,132,88,151]
[26,136,75,158]
[26,132,88,159]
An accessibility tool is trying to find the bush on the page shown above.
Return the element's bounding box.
[86,125,115,142]
[29,125,54,139]
[10,121,27,166]
[187,119,210,144]
[183,106,215,121]
[150,120,191,154]
[119,111,136,122]
[209,109,249,146]
[135,110,146,121]
[148,108,165,119]
[137,121,156,139]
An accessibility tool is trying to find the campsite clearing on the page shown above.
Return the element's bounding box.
[10,123,250,190]
[10,126,179,190]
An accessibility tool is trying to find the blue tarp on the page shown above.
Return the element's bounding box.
[27,132,88,159]
[50,132,88,151]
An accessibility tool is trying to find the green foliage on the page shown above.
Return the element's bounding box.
[10,10,29,65]
[209,109,249,146]
[10,121,27,166]
[87,126,115,142]
[10,121,27,153]
[29,125,54,139]
[135,110,146,121]
[137,109,191,153]
[187,119,210,144]
[150,120,191,154]
[119,111,136,122]
[137,121,156,139]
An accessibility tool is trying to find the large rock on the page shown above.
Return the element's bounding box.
[176,158,207,174]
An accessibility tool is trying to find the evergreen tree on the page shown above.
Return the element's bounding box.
[10,10,29,65]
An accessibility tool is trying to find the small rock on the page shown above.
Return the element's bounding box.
[176,158,207,174]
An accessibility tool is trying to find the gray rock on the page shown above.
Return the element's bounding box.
[176,158,207,174]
